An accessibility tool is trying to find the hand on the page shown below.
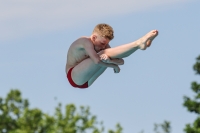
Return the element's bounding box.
[114,65,120,73]
[100,54,111,63]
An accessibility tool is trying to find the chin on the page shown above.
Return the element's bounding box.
[94,47,99,52]
[95,49,99,53]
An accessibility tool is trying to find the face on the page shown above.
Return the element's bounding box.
[92,35,110,52]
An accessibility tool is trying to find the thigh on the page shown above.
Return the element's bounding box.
[88,67,107,86]
[71,58,102,85]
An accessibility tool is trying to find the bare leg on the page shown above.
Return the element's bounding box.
[71,58,102,85]
[88,67,107,86]
[99,30,158,58]
[72,30,158,86]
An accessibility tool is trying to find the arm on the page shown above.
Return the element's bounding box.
[110,58,124,65]
[100,54,124,65]
[100,44,124,65]
[82,39,119,70]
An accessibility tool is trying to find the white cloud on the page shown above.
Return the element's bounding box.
[0,0,190,41]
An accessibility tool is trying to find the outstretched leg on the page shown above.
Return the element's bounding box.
[71,30,158,86]
[99,30,158,58]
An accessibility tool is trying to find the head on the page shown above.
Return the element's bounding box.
[91,23,114,52]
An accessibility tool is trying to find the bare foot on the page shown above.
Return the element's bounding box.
[137,30,158,50]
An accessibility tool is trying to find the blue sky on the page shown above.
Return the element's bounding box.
[0,0,200,132]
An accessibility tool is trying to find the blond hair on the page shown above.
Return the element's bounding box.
[93,23,114,40]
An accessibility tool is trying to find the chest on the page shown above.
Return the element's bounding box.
[73,48,89,60]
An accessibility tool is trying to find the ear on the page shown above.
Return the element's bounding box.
[92,35,97,42]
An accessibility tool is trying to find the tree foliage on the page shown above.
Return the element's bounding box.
[138,121,171,133]
[0,90,122,133]
[183,55,200,133]
[154,121,171,133]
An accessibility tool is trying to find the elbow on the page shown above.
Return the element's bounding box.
[119,62,124,65]
[118,59,124,65]
[120,62,124,65]
[121,59,124,65]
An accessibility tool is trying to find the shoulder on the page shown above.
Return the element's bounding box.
[79,37,92,43]
[70,37,92,49]
[77,37,93,48]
